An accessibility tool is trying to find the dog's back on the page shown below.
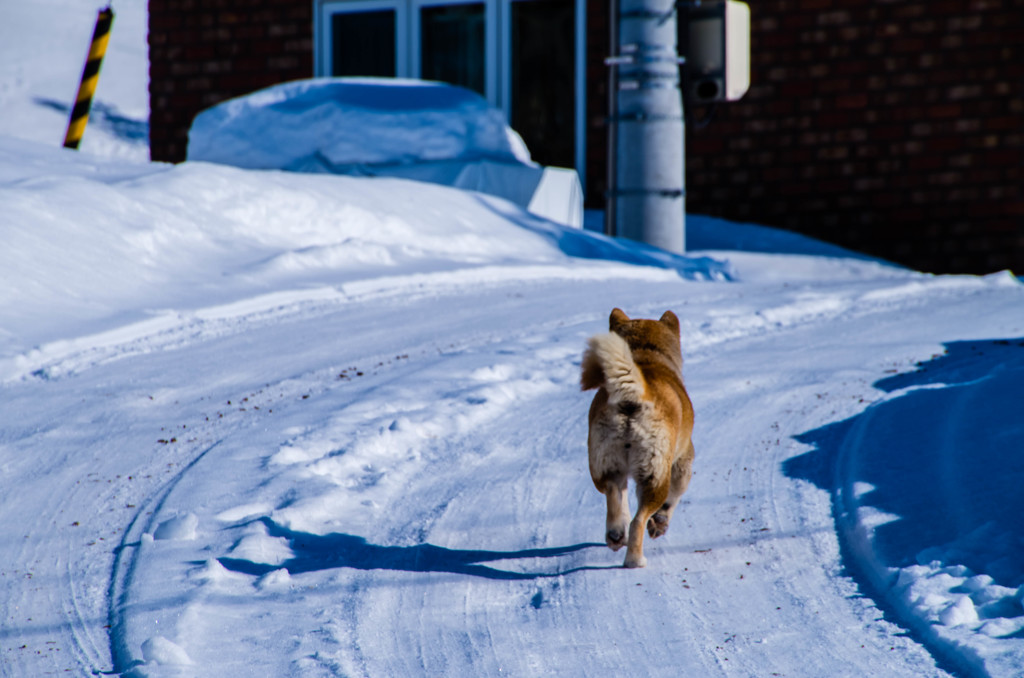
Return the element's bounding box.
[581,308,694,568]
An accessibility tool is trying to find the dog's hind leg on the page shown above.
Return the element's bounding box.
[598,474,630,551]
[648,440,694,538]
[625,475,670,568]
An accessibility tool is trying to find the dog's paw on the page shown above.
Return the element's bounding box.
[605,528,627,551]
[623,553,648,569]
[647,512,670,538]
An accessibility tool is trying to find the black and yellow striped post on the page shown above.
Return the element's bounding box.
[63,6,115,150]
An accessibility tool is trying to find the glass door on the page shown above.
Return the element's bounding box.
[420,4,487,96]
[332,10,397,76]
[317,0,408,78]
[507,0,575,168]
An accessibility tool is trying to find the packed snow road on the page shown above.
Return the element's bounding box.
[5,260,1018,676]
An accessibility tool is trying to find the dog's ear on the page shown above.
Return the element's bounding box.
[609,308,629,330]
[659,310,680,336]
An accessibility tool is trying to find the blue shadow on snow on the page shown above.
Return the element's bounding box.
[477,196,734,281]
[34,96,149,142]
[784,338,1024,587]
[219,517,608,581]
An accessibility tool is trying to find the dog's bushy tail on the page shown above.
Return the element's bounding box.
[580,332,646,404]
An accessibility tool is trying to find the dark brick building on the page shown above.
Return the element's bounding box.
[149,0,1024,274]
[148,0,314,163]
[685,0,1024,274]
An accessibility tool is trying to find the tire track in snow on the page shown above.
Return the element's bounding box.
[0,391,182,677]
[101,297,613,673]
[1,467,111,675]
[1,261,679,384]
[100,290,606,673]
[107,439,223,674]
[8,264,1005,386]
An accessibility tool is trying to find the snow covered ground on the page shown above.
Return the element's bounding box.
[2,2,1024,677]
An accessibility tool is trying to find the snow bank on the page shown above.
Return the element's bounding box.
[793,336,1024,676]
[0,133,729,380]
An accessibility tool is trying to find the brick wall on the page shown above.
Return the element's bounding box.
[148,0,313,163]
[683,0,1024,274]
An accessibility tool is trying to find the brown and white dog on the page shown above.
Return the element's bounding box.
[581,308,695,568]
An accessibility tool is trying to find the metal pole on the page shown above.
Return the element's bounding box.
[64,6,115,150]
[611,0,685,253]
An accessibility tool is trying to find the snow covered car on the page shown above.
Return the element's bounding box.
[187,77,582,228]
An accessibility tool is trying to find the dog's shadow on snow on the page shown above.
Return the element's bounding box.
[218,517,610,581]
